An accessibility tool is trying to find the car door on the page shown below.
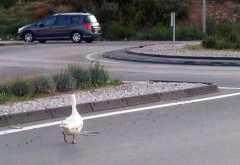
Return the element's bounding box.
[33,16,57,38]
[52,15,72,38]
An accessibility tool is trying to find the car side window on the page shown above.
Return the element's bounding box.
[55,16,71,26]
[43,16,56,26]
[71,16,82,25]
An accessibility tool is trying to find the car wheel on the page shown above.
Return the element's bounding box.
[38,40,47,43]
[23,32,34,43]
[71,32,82,43]
[84,38,94,43]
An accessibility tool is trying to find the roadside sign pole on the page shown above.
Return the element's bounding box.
[171,12,176,44]
[202,0,207,34]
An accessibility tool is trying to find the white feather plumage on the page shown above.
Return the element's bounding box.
[60,94,83,143]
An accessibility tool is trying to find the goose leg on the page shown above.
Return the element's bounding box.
[62,132,68,143]
[72,134,77,144]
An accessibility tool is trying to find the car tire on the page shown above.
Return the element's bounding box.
[84,38,94,43]
[71,32,82,43]
[23,31,34,43]
[38,40,47,43]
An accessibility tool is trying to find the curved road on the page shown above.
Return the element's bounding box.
[1,41,240,165]
[0,41,240,87]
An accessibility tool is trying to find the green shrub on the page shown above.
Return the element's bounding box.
[0,84,11,103]
[33,76,56,95]
[0,0,17,8]
[135,23,171,41]
[67,65,91,89]
[233,42,240,49]
[202,36,240,50]
[103,22,136,40]
[202,36,216,49]
[68,64,111,88]
[53,73,76,92]
[136,23,203,41]
[89,63,110,87]
[227,32,240,44]
[177,25,203,40]
[0,22,26,39]
[0,92,10,104]
[214,38,229,50]
[0,63,118,104]
[207,17,217,35]
[108,79,122,86]
[10,79,33,97]
[151,23,171,40]
[213,23,240,39]
[0,84,10,95]
[203,21,240,50]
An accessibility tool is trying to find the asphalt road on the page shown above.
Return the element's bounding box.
[1,41,240,87]
[1,41,240,164]
[0,41,154,81]
[1,90,240,165]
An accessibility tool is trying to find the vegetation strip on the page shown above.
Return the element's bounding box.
[0,63,117,105]
[202,21,240,50]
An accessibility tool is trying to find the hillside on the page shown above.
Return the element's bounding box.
[0,0,239,40]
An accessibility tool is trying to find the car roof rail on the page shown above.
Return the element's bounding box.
[53,12,91,16]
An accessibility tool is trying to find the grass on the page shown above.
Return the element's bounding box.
[184,44,204,50]
[0,93,33,104]
[184,43,240,52]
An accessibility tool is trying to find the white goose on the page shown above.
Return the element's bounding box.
[60,94,83,144]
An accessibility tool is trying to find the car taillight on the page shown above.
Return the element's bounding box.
[84,23,92,31]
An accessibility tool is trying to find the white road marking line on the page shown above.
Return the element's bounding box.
[85,52,98,61]
[1,91,240,136]
[219,87,240,90]
[86,52,120,64]
[0,121,62,136]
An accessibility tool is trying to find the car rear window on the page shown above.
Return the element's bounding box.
[84,15,98,23]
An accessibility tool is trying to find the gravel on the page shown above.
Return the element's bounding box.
[129,43,240,58]
[0,81,207,116]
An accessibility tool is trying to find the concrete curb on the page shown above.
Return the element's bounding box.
[103,49,240,67]
[0,83,218,127]
[126,49,240,61]
[0,41,25,46]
